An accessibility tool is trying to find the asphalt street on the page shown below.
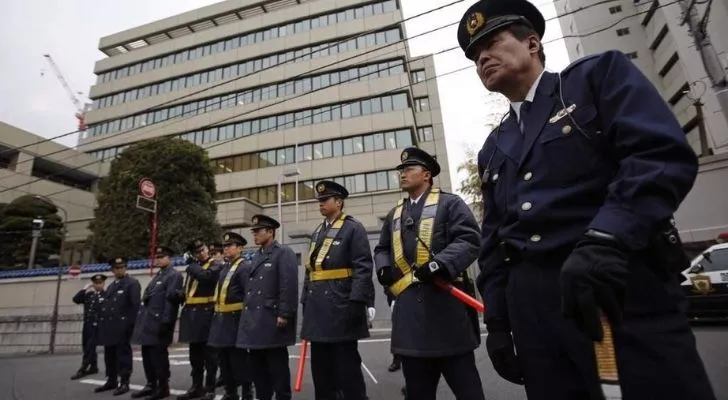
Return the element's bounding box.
[1,326,726,400]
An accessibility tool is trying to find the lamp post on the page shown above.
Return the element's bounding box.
[277,167,301,243]
[34,195,68,355]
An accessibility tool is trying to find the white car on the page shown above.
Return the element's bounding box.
[681,242,728,320]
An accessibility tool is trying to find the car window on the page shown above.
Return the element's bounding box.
[699,248,728,272]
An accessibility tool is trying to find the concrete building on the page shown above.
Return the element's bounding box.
[78,0,452,254]
[0,122,104,264]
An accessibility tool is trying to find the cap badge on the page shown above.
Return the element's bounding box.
[115,258,122,263]
[224,234,230,240]
[317,183,326,193]
[401,151,408,162]
[252,217,259,225]
[466,12,485,36]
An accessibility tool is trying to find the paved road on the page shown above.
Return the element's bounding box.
[1,326,726,400]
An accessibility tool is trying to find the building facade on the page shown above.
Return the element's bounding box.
[78,0,452,256]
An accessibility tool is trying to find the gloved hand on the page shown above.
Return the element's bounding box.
[183,252,195,265]
[413,260,450,283]
[346,301,366,329]
[560,234,630,342]
[377,267,396,286]
[158,323,173,340]
[84,283,94,292]
[485,318,524,385]
[166,290,185,304]
[367,307,376,322]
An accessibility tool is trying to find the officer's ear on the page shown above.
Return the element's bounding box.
[527,36,540,55]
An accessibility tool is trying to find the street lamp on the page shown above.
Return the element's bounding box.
[277,167,301,242]
[33,195,68,355]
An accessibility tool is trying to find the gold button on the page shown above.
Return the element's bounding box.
[521,202,532,211]
[530,234,542,242]
[524,172,532,181]
[562,125,572,135]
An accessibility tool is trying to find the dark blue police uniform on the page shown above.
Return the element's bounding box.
[236,215,298,400]
[373,148,484,400]
[71,273,106,380]
[208,232,254,400]
[458,1,717,399]
[300,180,375,400]
[96,257,141,395]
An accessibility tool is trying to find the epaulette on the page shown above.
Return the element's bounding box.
[560,53,601,76]
[344,214,358,223]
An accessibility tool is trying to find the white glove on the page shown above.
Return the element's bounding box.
[83,283,93,292]
[367,307,376,322]
[390,300,396,312]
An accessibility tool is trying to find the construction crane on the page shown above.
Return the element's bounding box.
[42,54,89,132]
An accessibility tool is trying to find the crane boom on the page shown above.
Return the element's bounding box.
[43,54,87,131]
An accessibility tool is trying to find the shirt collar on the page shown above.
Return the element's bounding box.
[410,192,425,205]
[510,69,545,122]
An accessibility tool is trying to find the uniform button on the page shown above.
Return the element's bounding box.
[492,173,499,182]
[562,125,572,135]
[247,291,251,295]
[259,276,263,280]
[530,234,542,242]
[249,277,253,281]
[257,290,262,295]
[521,202,532,211]
[524,172,533,181]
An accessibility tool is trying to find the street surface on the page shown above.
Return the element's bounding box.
[1,326,726,400]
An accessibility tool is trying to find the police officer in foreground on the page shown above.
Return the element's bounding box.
[373,148,484,400]
[71,273,106,380]
[300,180,375,400]
[175,240,223,400]
[237,215,298,400]
[131,246,184,400]
[458,1,717,399]
[95,257,141,396]
[208,232,254,400]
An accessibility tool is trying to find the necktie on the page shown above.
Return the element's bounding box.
[519,101,532,134]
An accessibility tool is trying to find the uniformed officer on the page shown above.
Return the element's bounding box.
[300,180,375,400]
[95,257,141,396]
[208,232,254,400]
[71,273,106,380]
[373,148,484,400]
[131,245,184,400]
[236,215,298,400]
[176,239,223,400]
[458,1,717,399]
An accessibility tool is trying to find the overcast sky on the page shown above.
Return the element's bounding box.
[0,0,570,198]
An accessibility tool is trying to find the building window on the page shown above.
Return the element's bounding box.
[410,70,426,83]
[626,51,638,59]
[609,5,622,14]
[414,97,430,112]
[616,27,630,36]
[417,126,435,142]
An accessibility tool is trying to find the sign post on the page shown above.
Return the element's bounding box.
[137,178,158,276]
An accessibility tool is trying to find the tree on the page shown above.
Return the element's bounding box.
[0,196,63,270]
[457,146,483,222]
[90,137,221,261]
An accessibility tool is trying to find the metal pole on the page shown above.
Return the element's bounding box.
[150,212,157,276]
[27,231,41,269]
[38,196,68,355]
[277,173,283,243]
[695,100,714,157]
[295,174,299,223]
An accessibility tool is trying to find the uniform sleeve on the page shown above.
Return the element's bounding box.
[277,248,299,319]
[349,222,375,305]
[586,50,699,250]
[162,272,184,324]
[188,260,223,283]
[373,209,395,272]
[128,280,142,325]
[432,195,481,279]
[72,289,86,304]
[301,269,310,306]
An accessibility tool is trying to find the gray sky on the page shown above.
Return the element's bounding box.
[0,0,570,197]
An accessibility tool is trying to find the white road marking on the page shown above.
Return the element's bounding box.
[132,357,190,366]
[360,362,378,384]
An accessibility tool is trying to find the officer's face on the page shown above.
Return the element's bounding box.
[195,246,210,261]
[472,29,540,93]
[318,196,341,216]
[399,166,430,191]
[224,243,242,259]
[111,265,126,278]
[252,228,274,246]
[155,254,170,268]
[93,282,104,291]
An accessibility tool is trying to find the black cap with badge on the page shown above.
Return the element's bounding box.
[223,232,247,246]
[108,256,128,268]
[396,147,441,177]
[188,239,207,253]
[251,214,281,230]
[155,246,175,258]
[315,180,349,200]
[91,274,107,283]
[457,0,546,61]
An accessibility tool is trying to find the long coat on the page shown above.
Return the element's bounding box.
[300,214,375,343]
[131,266,184,346]
[373,188,481,357]
[178,257,223,344]
[207,257,248,348]
[97,275,141,346]
[236,242,299,349]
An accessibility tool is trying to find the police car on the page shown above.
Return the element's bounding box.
[681,242,728,320]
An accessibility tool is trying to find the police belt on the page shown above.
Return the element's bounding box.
[390,270,466,296]
[215,302,244,313]
[307,267,353,282]
[186,296,216,305]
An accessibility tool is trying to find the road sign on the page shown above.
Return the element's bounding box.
[68,264,81,279]
[136,195,157,213]
[139,178,156,199]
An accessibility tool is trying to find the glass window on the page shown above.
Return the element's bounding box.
[373,133,385,150]
[697,248,728,272]
[363,135,374,151]
[395,130,412,147]
[385,131,396,149]
[332,140,343,157]
[388,170,399,189]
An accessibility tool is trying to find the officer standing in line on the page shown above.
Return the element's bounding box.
[373,148,484,400]
[71,273,106,380]
[236,215,298,400]
[175,240,223,400]
[458,1,717,399]
[208,242,228,391]
[94,257,141,396]
[300,180,375,400]
[208,232,254,400]
[131,246,184,400]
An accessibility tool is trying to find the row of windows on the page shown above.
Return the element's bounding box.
[212,128,415,174]
[88,92,412,161]
[216,169,401,204]
[92,27,403,110]
[86,59,405,138]
[96,0,398,84]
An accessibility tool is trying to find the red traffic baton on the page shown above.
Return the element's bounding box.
[294,339,308,392]
[433,278,485,313]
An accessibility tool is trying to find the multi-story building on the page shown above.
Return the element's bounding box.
[78,0,452,257]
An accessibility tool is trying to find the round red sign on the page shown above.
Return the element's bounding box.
[68,265,81,277]
[139,179,156,198]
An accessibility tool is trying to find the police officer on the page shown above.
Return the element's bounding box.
[208,232,254,400]
[236,215,298,400]
[176,240,223,400]
[131,246,184,399]
[373,148,484,400]
[95,257,141,396]
[71,273,106,380]
[300,180,375,400]
[457,1,717,399]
